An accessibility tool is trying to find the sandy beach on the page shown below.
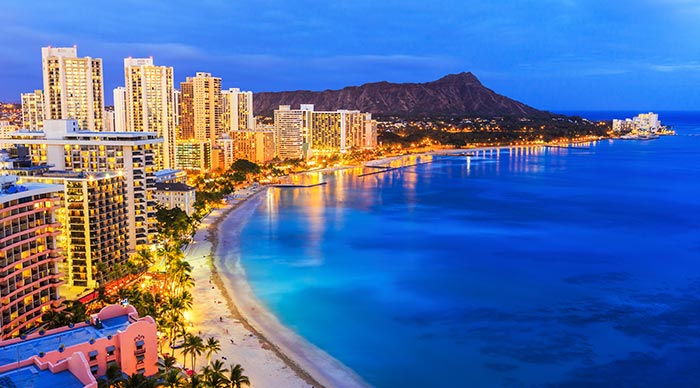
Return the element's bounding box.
[182,185,369,388]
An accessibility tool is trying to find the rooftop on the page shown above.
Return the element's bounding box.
[0,176,62,203]
[0,315,131,367]
[154,182,194,192]
[0,365,84,388]
[154,169,185,177]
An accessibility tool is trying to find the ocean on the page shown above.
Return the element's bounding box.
[234,111,700,387]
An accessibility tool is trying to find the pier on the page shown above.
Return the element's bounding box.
[273,182,327,188]
[358,161,434,177]
[544,144,590,150]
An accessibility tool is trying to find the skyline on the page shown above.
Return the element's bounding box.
[2,0,700,111]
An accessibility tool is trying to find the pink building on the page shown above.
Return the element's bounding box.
[0,304,158,387]
[0,176,65,339]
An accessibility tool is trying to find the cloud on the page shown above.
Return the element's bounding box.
[648,62,700,72]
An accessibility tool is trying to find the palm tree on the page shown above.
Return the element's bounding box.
[122,373,161,388]
[204,337,221,367]
[41,309,71,329]
[98,363,125,388]
[64,300,88,323]
[187,373,203,388]
[161,369,186,388]
[226,364,250,388]
[133,247,156,271]
[201,360,228,388]
[185,334,205,371]
[157,354,178,376]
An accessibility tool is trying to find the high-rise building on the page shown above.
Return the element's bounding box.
[112,87,126,132]
[179,73,222,144]
[123,58,176,170]
[103,109,115,132]
[41,46,104,131]
[7,120,161,251]
[175,140,212,171]
[0,121,18,150]
[273,105,308,160]
[173,89,181,128]
[0,175,64,339]
[20,172,129,291]
[178,82,194,140]
[21,90,45,130]
[309,109,375,154]
[216,135,236,169]
[222,88,254,131]
[233,130,275,164]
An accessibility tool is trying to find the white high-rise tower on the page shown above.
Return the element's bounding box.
[123,57,176,170]
[41,46,105,131]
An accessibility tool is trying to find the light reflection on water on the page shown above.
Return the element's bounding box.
[239,134,700,388]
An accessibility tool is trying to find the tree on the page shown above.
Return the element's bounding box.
[183,334,205,371]
[201,360,228,388]
[158,354,178,376]
[226,364,250,388]
[98,363,125,388]
[122,373,161,388]
[230,159,260,175]
[204,337,221,367]
[161,369,186,388]
[156,206,195,244]
[187,373,203,388]
[42,309,71,329]
[133,248,156,272]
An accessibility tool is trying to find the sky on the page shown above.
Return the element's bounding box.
[1,0,699,111]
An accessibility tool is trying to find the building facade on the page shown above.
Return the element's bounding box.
[21,90,45,130]
[175,140,212,172]
[41,46,104,131]
[0,176,64,339]
[273,105,308,160]
[221,88,254,131]
[309,109,375,154]
[179,73,222,145]
[21,172,129,290]
[153,183,196,216]
[0,304,159,385]
[6,120,161,251]
[112,87,126,133]
[233,130,275,164]
[123,58,176,170]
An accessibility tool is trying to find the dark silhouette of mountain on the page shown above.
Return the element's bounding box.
[253,72,551,118]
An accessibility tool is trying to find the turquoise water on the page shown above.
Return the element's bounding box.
[238,112,700,387]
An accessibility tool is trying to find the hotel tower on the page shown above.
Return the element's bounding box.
[41,46,105,131]
[122,58,177,170]
[179,72,222,143]
[221,88,254,132]
[7,120,161,251]
[0,176,64,339]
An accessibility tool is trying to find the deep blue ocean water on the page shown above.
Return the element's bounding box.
[237,111,700,387]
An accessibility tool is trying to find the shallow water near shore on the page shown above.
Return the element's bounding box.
[235,112,700,387]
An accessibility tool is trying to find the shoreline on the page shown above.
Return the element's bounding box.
[185,186,370,388]
[184,140,607,387]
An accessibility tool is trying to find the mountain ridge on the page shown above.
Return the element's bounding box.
[253,72,552,118]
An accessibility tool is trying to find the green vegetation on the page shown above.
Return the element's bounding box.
[97,354,251,387]
[156,206,197,245]
[191,159,263,216]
